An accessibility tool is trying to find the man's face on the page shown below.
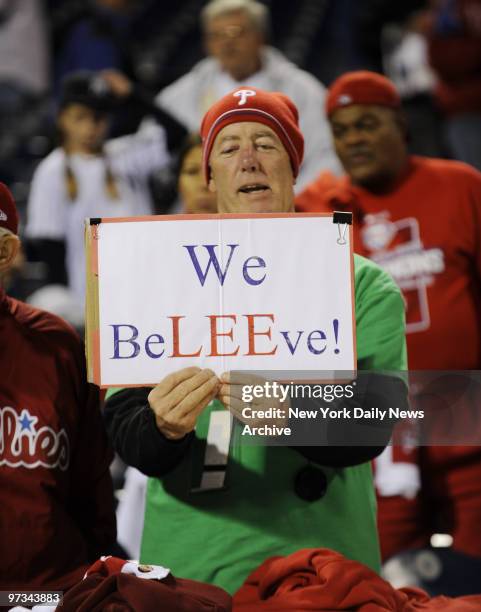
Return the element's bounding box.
[204,10,263,79]
[330,105,408,190]
[208,121,295,214]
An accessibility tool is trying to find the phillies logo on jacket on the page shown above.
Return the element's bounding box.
[0,405,70,470]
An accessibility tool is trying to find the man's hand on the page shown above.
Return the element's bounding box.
[148,367,219,440]
[218,371,289,429]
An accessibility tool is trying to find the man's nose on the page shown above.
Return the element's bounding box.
[344,128,365,146]
[240,147,260,172]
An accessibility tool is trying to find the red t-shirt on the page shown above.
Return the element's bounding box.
[296,156,481,370]
[0,288,116,591]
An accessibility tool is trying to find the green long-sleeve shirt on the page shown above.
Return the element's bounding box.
[132,255,407,593]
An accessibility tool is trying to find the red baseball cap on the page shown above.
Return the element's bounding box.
[326,71,401,117]
[0,182,18,234]
[200,87,304,183]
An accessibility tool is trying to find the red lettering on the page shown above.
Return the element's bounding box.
[243,314,277,356]
[169,316,202,357]
[207,315,240,357]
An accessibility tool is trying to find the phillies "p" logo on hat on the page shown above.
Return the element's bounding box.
[233,89,256,106]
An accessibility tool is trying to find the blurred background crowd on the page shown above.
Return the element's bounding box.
[5,0,481,310]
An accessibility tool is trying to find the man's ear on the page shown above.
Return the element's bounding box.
[393,109,409,142]
[0,234,20,275]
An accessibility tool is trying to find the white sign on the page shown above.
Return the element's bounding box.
[85,214,356,387]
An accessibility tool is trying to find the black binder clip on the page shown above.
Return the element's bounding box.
[89,217,102,240]
[333,211,352,245]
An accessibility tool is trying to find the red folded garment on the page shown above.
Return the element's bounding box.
[59,556,232,612]
[233,548,481,611]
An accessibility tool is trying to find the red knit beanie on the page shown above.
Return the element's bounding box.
[0,182,18,234]
[200,87,304,183]
[326,71,401,117]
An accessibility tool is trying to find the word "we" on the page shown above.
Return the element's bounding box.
[183,244,266,287]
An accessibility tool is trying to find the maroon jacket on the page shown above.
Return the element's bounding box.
[0,287,116,591]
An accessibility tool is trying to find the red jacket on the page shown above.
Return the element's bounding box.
[0,288,116,590]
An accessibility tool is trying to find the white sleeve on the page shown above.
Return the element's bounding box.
[25,156,67,240]
[155,68,204,132]
[107,123,170,180]
[293,76,343,192]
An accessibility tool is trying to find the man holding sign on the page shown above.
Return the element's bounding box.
[104,88,407,593]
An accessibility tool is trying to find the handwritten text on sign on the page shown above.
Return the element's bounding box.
[93,216,355,386]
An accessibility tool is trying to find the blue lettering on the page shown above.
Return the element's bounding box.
[145,334,165,359]
[280,331,304,355]
[183,244,238,286]
[307,330,327,355]
[243,256,266,286]
[111,324,140,359]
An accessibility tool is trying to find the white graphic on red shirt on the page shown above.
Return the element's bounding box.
[361,212,445,334]
[0,406,70,471]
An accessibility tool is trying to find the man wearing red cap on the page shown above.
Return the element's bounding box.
[104,87,408,594]
[297,71,481,571]
[0,183,117,592]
